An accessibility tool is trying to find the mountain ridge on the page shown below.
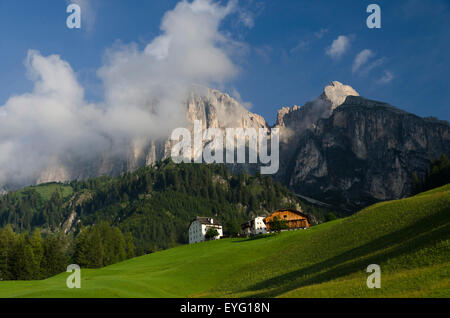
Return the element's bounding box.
[284,95,450,209]
[2,82,449,210]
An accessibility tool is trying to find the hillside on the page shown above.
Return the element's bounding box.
[1,161,333,256]
[0,184,448,298]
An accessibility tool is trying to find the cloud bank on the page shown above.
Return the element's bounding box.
[0,0,246,189]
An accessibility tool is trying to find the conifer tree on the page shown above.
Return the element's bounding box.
[29,229,44,279]
[124,232,135,259]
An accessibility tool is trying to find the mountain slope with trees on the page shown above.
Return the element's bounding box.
[0,161,335,280]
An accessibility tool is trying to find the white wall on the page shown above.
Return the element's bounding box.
[252,217,267,235]
[213,225,224,239]
[189,220,223,244]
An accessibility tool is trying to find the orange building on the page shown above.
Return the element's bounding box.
[264,209,311,231]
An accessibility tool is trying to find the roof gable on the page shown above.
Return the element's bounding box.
[270,209,311,223]
[189,217,222,228]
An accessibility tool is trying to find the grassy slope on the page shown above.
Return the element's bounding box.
[0,185,449,298]
[20,183,73,201]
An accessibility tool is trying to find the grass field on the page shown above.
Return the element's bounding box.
[20,183,73,201]
[0,185,449,298]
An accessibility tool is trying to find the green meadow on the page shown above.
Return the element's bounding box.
[19,183,74,201]
[0,184,449,298]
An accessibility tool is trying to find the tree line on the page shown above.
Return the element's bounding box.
[413,154,450,194]
[0,227,67,281]
[0,222,135,281]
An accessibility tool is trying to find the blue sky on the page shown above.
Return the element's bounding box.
[0,0,449,124]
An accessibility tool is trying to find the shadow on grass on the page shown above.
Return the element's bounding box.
[232,233,279,243]
[241,208,450,298]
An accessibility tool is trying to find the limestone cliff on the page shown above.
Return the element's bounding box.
[284,96,450,210]
[275,81,360,179]
[35,88,268,184]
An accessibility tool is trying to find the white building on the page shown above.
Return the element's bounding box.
[241,217,267,236]
[189,217,223,244]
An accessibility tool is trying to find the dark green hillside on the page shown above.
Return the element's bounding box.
[0,161,328,256]
[0,183,72,232]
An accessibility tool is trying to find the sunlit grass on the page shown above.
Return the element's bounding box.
[20,183,73,200]
[0,184,448,298]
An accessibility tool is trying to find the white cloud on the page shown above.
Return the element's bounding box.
[352,50,386,76]
[352,49,374,73]
[238,9,255,28]
[364,57,385,74]
[326,35,351,59]
[230,87,253,109]
[0,0,245,188]
[378,70,394,84]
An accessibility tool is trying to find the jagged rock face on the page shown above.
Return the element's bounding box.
[275,81,359,179]
[35,88,268,185]
[186,89,267,130]
[286,96,450,210]
[183,89,268,172]
[322,81,359,111]
[275,81,359,131]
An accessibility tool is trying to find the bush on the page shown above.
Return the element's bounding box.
[205,227,220,240]
[268,216,288,233]
[326,212,337,222]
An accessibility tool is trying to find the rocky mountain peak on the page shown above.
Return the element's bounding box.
[287,95,450,210]
[186,88,268,130]
[275,81,359,129]
[275,105,301,127]
[320,81,359,111]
